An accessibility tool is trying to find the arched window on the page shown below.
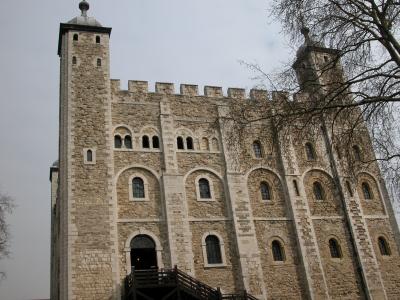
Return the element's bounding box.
[73,34,78,41]
[353,145,362,161]
[186,137,194,150]
[260,182,271,200]
[253,141,262,158]
[124,136,132,149]
[177,137,184,150]
[152,136,160,149]
[142,136,150,149]
[211,138,219,151]
[72,56,77,65]
[114,135,122,148]
[201,137,209,151]
[378,237,391,256]
[97,58,102,67]
[96,36,101,44]
[132,177,145,198]
[272,240,285,261]
[329,238,342,258]
[346,181,353,197]
[205,235,222,264]
[313,181,325,200]
[293,180,300,196]
[305,142,316,160]
[86,150,93,162]
[199,178,211,199]
[362,182,373,200]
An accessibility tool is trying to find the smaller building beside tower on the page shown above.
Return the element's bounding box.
[50,1,400,299]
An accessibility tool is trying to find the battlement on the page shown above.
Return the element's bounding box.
[110,79,309,102]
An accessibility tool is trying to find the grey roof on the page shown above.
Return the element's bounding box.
[68,0,102,27]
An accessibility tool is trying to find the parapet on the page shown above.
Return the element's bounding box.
[110,79,306,103]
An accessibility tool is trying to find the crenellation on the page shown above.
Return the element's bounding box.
[180,84,199,96]
[227,88,246,99]
[250,89,268,101]
[204,86,224,98]
[155,82,175,94]
[128,80,148,93]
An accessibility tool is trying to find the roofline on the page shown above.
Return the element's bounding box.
[292,46,340,69]
[58,23,112,56]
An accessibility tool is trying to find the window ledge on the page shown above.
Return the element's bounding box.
[130,197,150,202]
[204,263,227,268]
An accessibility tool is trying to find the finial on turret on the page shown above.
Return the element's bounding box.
[79,0,90,17]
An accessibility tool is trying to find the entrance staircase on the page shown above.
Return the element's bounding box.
[124,266,259,300]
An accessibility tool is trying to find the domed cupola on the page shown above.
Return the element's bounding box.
[68,1,102,27]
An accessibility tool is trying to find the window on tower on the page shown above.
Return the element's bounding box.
[96,36,101,44]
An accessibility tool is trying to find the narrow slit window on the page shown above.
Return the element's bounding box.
[177,137,184,150]
[305,142,316,160]
[114,135,122,148]
[186,137,194,150]
[293,180,300,196]
[72,56,77,65]
[132,177,145,198]
[329,239,342,258]
[199,178,211,199]
[96,36,101,44]
[346,181,353,197]
[73,34,78,41]
[353,145,362,161]
[152,136,160,149]
[124,136,132,149]
[86,149,93,162]
[260,182,271,200]
[205,235,222,264]
[362,182,373,200]
[313,181,325,200]
[253,141,262,158]
[272,240,285,261]
[97,58,102,67]
[142,136,150,149]
[378,237,391,256]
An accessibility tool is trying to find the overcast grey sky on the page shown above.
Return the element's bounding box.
[0,1,293,299]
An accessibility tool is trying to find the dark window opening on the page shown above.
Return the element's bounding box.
[86,150,93,162]
[186,137,194,150]
[260,182,271,200]
[336,146,342,159]
[353,145,362,161]
[97,58,102,67]
[346,181,353,197]
[96,36,101,44]
[313,181,325,200]
[272,240,285,261]
[253,141,262,158]
[114,135,122,148]
[378,237,391,256]
[205,235,222,264]
[132,177,145,198]
[142,136,150,149]
[130,235,157,270]
[152,136,160,149]
[199,178,211,199]
[124,136,132,149]
[72,56,77,65]
[73,34,78,41]
[329,239,342,258]
[177,137,184,150]
[293,180,300,196]
[362,182,373,200]
[324,56,329,62]
[305,142,316,160]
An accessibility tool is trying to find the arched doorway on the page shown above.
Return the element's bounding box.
[130,234,158,270]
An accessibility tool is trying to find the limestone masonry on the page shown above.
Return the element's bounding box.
[50,1,400,299]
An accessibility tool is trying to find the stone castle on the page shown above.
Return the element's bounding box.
[50,1,400,299]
